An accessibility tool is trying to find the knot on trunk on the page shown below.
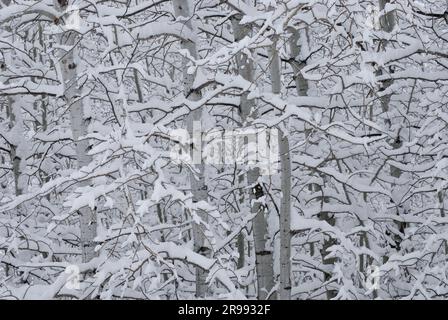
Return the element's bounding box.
[253,183,264,199]
[58,0,68,9]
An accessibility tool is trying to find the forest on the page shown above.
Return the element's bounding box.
[1,0,448,300]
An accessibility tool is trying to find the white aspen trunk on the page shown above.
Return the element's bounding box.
[378,0,397,165]
[289,27,338,299]
[6,96,25,197]
[378,0,404,241]
[269,38,292,300]
[379,0,400,177]
[378,1,406,261]
[0,0,25,197]
[172,0,209,298]
[289,29,309,97]
[54,0,96,263]
[231,14,275,300]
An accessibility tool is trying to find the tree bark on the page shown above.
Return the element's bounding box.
[231,13,275,300]
[172,0,209,298]
[289,26,339,299]
[54,0,97,263]
[269,37,292,300]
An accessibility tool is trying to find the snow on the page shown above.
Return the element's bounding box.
[1,0,448,301]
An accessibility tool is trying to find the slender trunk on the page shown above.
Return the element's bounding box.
[378,0,398,168]
[377,0,405,250]
[289,27,338,299]
[237,233,245,268]
[289,28,309,97]
[231,13,275,300]
[269,38,292,300]
[172,0,209,298]
[6,96,25,196]
[378,0,400,176]
[55,0,96,263]
[1,0,25,197]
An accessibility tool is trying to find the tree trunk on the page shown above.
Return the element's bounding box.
[231,13,275,300]
[289,27,338,299]
[0,0,25,197]
[6,96,25,197]
[269,38,292,300]
[172,0,209,298]
[377,0,405,251]
[54,0,96,263]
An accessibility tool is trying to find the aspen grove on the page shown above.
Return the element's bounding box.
[1,0,448,300]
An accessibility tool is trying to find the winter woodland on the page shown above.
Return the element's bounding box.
[1,0,448,300]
